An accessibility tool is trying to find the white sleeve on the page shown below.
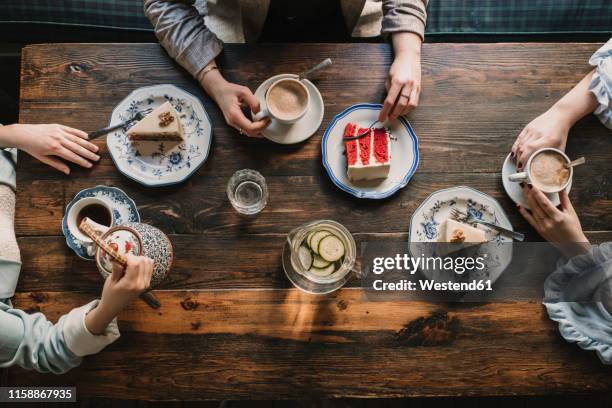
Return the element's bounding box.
[589,38,612,129]
[62,300,120,357]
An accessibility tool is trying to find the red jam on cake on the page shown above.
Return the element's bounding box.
[343,123,391,181]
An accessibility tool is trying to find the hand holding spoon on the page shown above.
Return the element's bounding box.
[79,217,161,309]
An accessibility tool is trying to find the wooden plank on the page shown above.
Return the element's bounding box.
[14,231,612,293]
[15,171,612,237]
[7,290,612,399]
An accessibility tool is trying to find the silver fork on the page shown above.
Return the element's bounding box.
[343,120,380,141]
[88,108,153,140]
[451,208,525,242]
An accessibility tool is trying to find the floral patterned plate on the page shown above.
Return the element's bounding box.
[62,186,140,261]
[107,84,212,187]
[408,186,513,285]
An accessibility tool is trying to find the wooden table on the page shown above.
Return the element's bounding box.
[6,43,612,400]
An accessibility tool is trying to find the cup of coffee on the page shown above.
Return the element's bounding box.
[253,77,310,124]
[508,148,572,193]
[66,197,114,255]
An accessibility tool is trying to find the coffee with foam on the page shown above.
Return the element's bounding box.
[267,80,308,121]
[530,150,570,191]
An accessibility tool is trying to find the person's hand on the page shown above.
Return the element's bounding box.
[518,185,591,258]
[3,123,99,174]
[511,107,570,171]
[85,254,153,335]
[379,32,422,122]
[200,69,270,137]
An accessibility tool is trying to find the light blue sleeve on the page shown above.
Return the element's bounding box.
[589,38,612,129]
[0,258,120,374]
[0,300,82,374]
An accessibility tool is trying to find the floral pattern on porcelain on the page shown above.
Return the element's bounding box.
[62,186,140,261]
[107,85,212,187]
[409,187,514,286]
[96,222,174,288]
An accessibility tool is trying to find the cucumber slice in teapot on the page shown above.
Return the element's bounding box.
[309,263,335,277]
[312,254,331,268]
[309,230,331,254]
[298,245,313,269]
[318,235,345,262]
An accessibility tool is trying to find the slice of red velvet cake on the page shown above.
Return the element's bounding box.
[343,123,391,181]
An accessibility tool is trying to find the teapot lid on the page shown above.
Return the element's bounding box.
[96,226,142,277]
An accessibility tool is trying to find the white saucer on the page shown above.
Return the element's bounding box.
[252,74,324,144]
[501,153,572,210]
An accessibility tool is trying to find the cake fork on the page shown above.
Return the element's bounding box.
[450,208,525,241]
[343,121,380,141]
[88,107,153,140]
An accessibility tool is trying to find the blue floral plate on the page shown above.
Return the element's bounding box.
[408,186,513,284]
[62,186,140,261]
[322,103,419,199]
[107,84,212,187]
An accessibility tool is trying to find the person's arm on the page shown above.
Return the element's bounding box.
[0,255,152,374]
[379,0,428,121]
[589,37,612,129]
[0,124,99,174]
[144,1,270,137]
[144,0,223,79]
[511,71,598,170]
[197,63,270,137]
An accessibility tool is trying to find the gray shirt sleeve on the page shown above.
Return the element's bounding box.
[382,0,429,40]
[144,0,224,79]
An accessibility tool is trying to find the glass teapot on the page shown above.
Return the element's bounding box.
[283,219,358,294]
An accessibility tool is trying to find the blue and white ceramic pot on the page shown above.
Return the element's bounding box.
[95,222,174,288]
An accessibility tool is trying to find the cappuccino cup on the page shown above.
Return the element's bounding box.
[253,78,310,124]
[508,148,572,194]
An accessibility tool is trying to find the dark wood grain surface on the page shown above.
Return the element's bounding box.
[9,43,612,400]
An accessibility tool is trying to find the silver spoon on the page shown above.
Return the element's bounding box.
[298,58,333,81]
[565,156,586,168]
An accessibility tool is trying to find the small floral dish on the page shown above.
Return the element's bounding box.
[107,84,212,187]
[408,186,513,285]
[62,186,140,261]
[322,103,419,199]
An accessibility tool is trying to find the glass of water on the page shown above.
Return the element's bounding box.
[227,169,268,215]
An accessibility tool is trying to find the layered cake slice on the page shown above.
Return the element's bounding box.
[127,101,184,142]
[343,123,391,181]
[437,218,487,256]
